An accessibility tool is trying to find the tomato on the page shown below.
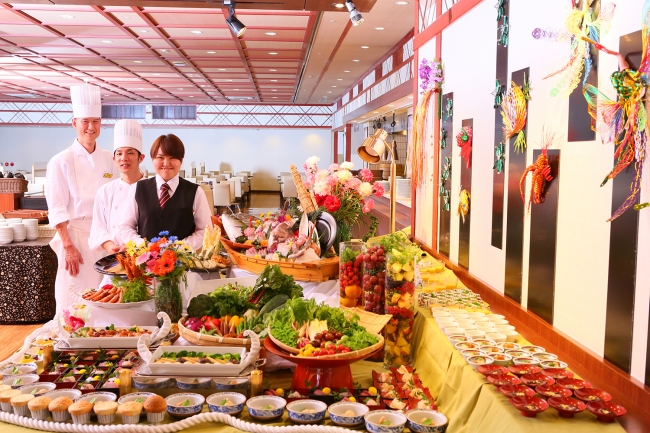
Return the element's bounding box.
[341,347,351,353]
[337,344,346,352]
[328,349,336,355]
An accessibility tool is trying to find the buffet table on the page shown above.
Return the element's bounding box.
[411,303,626,433]
[0,237,56,323]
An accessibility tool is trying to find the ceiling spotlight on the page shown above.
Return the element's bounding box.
[346,1,364,26]
[265,32,277,36]
[361,46,369,49]
[375,27,385,30]
[331,2,345,8]
[140,30,148,33]
[270,69,277,71]
[352,59,360,62]
[190,30,203,34]
[101,40,113,43]
[207,51,216,54]
[224,1,246,38]
[268,52,278,55]
[218,68,226,71]
[61,15,74,19]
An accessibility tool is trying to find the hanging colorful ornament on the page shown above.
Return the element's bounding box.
[494,142,506,173]
[581,1,649,221]
[442,190,451,212]
[458,189,471,223]
[498,16,509,47]
[495,0,506,22]
[520,129,557,211]
[440,157,451,196]
[539,1,616,98]
[412,58,444,188]
[500,81,528,154]
[440,127,447,149]
[456,126,473,169]
[522,72,532,101]
[492,79,504,109]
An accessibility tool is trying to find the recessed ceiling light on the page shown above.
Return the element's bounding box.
[265,32,277,36]
[173,62,186,66]
[161,49,169,53]
[327,91,332,93]
[337,78,342,81]
[226,79,233,82]
[178,88,184,90]
[201,84,206,87]
[61,14,74,19]
[234,88,239,90]
[352,59,360,62]
[154,95,159,97]
[361,46,369,49]
[331,2,345,8]
[124,16,131,19]
[218,68,226,71]
[104,94,110,96]
[268,52,278,55]
[272,89,277,91]
[207,51,216,54]
[140,30,148,33]
[330,20,336,23]
[101,40,113,43]
[133,60,142,63]
[92,66,101,69]
[388,104,395,107]
[153,73,161,76]
[344,70,350,72]
[271,79,277,82]
[138,87,144,89]
[189,95,194,97]
[396,1,408,4]
[191,30,203,34]
[308,75,312,78]
[272,96,277,98]
[332,85,337,88]
[375,27,385,30]
[270,69,277,72]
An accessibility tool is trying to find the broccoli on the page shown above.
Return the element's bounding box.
[187,294,215,318]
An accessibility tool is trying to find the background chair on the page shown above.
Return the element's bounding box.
[213,183,232,215]
[199,184,215,216]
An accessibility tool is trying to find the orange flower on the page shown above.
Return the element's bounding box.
[155,250,177,276]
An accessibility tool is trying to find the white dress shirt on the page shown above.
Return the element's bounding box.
[46,139,119,230]
[119,174,211,251]
[89,178,139,252]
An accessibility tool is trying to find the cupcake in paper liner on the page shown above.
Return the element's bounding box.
[28,395,52,420]
[10,393,34,417]
[119,401,143,424]
[94,401,118,424]
[144,395,166,424]
[0,389,21,412]
[69,400,93,424]
[49,396,73,421]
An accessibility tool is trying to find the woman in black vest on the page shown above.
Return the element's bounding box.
[119,134,211,251]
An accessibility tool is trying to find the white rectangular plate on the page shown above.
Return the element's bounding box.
[64,326,159,349]
[146,345,248,376]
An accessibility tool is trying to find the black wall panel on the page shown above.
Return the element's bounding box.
[438,93,454,257]
[458,119,473,270]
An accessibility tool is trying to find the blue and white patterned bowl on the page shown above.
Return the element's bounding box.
[133,377,173,390]
[406,409,449,433]
[207,392,246,416]
[42,389,82,401]
[118,392,156,415]
[286,399,327,424]
[213,377,249,390]
[327,401,369,427]
[176,378,211,390]
[365,410,407,433]
[246,395,286,421]
[74,392,117,404]
[166,393,205,419]
[3,374,39,389]
[19,382,56,396]
[1,363,37,377]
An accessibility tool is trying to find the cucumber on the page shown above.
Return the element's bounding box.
[258,294,289,316]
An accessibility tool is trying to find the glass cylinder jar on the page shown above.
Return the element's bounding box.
[384,253,416,368]
[154,275,183,323]
[362,243,386,315]
[339,241,364,308]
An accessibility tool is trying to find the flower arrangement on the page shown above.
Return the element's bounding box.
[125,231,195,280]
[62,304,91,332]
[412,58,444,187]
[303,156,381,244]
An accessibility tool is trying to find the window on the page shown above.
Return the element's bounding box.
[101,105,145,119]
[152,105,196,120]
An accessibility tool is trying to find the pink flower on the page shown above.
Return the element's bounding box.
[362,199,375,213]
[359,168,373,182]
[136,252,151,266]
[324,195,341,212]
[244,227,255,237]
[326,175,338,186]
[373,182,385,197]
[63,309,85,331]
[345,177,362,191]
[329,163,340,172]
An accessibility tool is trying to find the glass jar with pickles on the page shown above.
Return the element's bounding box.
[361,243,386,314]
[339,241,364,308]
[384,252,417,368]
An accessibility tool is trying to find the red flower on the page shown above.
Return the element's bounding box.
[315,194,327,206]
[324,195,341,212]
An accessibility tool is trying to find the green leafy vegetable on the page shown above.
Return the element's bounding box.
[249,265,303,307]
[180,399,190,407]
[270,322,299,347]
[112,277,151,303]
[220,399,228,405]
[187,294,215,318]
[208,284,253,317]
[345,329,379,351]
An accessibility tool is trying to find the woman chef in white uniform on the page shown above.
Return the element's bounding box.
[45,84,119,313]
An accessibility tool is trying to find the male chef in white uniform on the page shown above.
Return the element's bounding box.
[45,84,119,313]
[89,119,145,256]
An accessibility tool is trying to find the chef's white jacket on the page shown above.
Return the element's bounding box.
[118,174,212,251]
[45,139,119,313]
[89,178,138,252]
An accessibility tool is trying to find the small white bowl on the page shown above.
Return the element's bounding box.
[431,307,449,313]
[467,312,486,318]
[444,327,466,336]
[432,311,451,318]
[497,342,520,351]
[365,409,407,433]
[74,392,117,404]
[439,323,460,333]
[166,393,205,419]
[487,314,505,321]
[19,382,55,396]
[459,324,478,331]
[485,332,506,343]
[42,389,82,401]
[491,353,512,367]
[490,319,509,326]
[455,341,479,351]
[473,339,497,347]
[513,357,541,366]
[467,355,494,371]
[448,335,472,343]
[176,378,211,390]
[460,349,485,361]
[540,360,568,370]
[206,392,246,416]
[455,319,475,325]
[480,345,503,355]
[449,312,469,320]
[495,324,516,331]
[328,401,369,427]
[286,399,327,424]
[406,409,449,433]
[520,345,545,354]
[435,319,457,327]
[1,363,37,376]
[246,395,286,421]
[3,374,39,389]
[464,330,485,339]
[532,352,558,362]
[501,330,519,342]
